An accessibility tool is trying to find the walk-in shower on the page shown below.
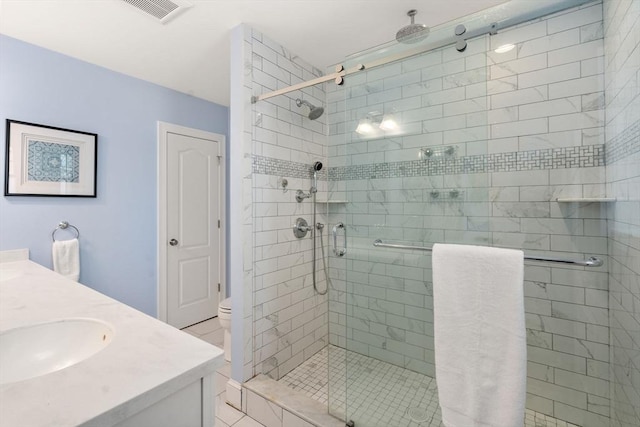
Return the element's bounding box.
[237,0,639,426]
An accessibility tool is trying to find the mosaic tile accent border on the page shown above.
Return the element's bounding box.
[253,144,604,180]
[253,155,327,180]
[491,145,605,170]
[606,119,640,164]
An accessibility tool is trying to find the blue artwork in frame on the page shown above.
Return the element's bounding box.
[27,140,81,183]
[5,120,97,197]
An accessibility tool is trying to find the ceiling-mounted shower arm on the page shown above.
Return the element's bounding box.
[396,9,429,44]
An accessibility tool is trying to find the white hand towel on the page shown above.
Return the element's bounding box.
[52,238,80,282]
[432,243,526,427]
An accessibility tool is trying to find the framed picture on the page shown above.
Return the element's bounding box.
[4,120,97,197]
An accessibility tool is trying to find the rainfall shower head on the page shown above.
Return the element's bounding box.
[396,10,429,44]
[296,99,324,120]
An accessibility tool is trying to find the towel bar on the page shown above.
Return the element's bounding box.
[372,239,603,267]
[52,221,80,242]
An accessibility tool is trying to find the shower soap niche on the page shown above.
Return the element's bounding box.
[316,199,348,204]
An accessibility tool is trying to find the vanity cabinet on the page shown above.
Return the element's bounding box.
[0,255,224,427]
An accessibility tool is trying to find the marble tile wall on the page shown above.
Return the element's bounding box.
[603,1,640,426]
[246,28,329,381]
[326,2,612,426]
[230,24,255,383]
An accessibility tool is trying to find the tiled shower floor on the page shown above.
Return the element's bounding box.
[280,346,580,427]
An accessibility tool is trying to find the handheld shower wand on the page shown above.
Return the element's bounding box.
[311,161,327,295]
[311,161,322,193]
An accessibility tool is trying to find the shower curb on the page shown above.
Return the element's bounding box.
[244,374,344,427]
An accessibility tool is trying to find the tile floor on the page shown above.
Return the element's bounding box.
[280,345,582,427]
[181,316,225,348]
[183,320,581,427]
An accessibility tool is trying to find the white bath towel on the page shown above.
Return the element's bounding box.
[52,238,80,282]
[432,244,526,427]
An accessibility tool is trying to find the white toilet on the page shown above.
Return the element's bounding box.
[218,298,232,362]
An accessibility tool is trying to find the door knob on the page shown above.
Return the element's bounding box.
[169,239,179,246]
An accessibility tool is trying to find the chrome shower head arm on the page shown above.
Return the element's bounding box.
[295,98,324,120]
[296,99,312,109]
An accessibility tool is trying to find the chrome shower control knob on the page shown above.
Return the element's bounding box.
[169,239,179,246]
[293,218,310,238]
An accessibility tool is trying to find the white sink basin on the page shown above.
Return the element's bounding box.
[0,318,114,385]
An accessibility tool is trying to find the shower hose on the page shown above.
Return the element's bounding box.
[312,192,330,295]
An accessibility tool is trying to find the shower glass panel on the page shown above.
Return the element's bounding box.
[327,21,491,426]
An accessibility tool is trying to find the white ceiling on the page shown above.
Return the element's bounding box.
[0,0,509,106]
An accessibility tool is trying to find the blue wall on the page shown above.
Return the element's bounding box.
[0,35,229,316]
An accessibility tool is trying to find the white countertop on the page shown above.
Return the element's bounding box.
[0,259,224,427]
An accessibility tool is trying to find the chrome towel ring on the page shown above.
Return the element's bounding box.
[52,221,80,242]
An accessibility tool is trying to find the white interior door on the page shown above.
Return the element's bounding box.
[160,124,223,329]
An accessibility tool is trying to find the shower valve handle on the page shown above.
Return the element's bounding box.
[293,218,311,238]
[296,189,311,202]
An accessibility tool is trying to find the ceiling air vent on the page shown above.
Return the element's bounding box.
[121,0,192,24]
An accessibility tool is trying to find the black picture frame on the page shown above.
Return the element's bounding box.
[4,119,97,197]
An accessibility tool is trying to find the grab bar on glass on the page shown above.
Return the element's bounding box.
[372,239,603,267]
[333,223,346,257]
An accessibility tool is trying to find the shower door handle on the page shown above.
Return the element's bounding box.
[333,222,346,257]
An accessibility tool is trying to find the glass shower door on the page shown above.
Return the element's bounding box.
[328,26,492,426]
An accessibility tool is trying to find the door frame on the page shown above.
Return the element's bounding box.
[157,121,226,323]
